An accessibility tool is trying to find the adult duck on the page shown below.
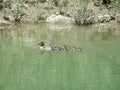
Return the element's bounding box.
[38,42,53,51]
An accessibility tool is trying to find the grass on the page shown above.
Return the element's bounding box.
[1,0,120,24]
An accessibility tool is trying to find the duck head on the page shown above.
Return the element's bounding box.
[38,42,45,46]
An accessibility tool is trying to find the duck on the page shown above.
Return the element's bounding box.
[38,42,53,51]
[38,41,84,52]
[77,47,83,52]
[63,44,69,51]
[73,47,83,52]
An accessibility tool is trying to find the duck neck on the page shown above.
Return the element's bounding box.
[40,46,44,50]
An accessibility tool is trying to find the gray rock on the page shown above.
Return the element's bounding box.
[46,14,74,24]
[0,19,11,25]
[104,14,111,22]
[98,14,111,23]
[4,15,15,22]
[94,0,101,7]
[116,13,120,23]
[110,14,116,20]
[98,15,105,23]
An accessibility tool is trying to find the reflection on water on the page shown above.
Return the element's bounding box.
[0,24,120,90]
[46,24,72,31]
[90,28,115,41]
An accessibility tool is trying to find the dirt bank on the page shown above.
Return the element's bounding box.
[0,0,120,26]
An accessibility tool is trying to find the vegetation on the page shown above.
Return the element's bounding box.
[75,7,95,25]
[0,0,120,25]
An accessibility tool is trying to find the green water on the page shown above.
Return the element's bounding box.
[0,24,120,90]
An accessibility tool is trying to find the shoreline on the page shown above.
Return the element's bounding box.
[0,0,120,27]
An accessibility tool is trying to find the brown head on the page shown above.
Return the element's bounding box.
[38,42,45,46]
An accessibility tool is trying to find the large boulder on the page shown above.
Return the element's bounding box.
[46,14,74,24]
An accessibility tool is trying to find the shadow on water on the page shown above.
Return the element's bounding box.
[0,23,120,90]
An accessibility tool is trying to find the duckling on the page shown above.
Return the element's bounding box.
[77,47,83,52]
[57,47,64,51]
[63,44,69,51]
[72,47,83,52]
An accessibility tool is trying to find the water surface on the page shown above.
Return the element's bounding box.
[0,24,120,90]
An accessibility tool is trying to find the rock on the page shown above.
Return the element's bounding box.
[110,14,116,20]
[98,14,111,23]
[59,9,72,17]
[60,9,66,15]
[0,4,3,10]
[0,19,11,25]
[38,14,47,20]
[98,15,105,23]
[4,15,15,22]
[116,13,120,23]
[104,14,111,22]
[66,11,72,17]
[46,14,74,24]
[52,0,58,6]
[94,0,101,7]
